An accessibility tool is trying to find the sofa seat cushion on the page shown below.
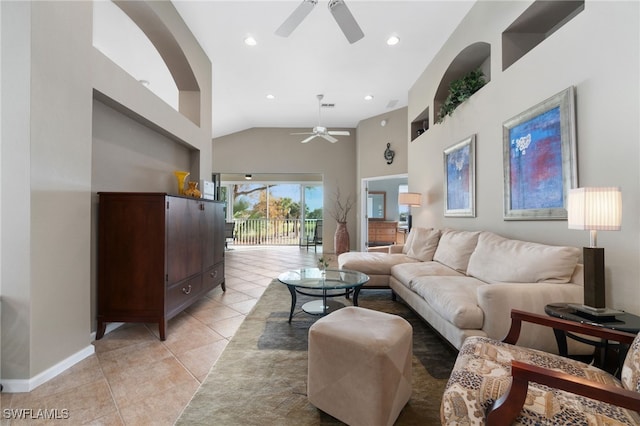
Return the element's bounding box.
[441,336,640,425]
[390,261,464,289]
[338,252,420,276]
[432,229,480,274]
[411,276,485,329]
[467,232,581,284]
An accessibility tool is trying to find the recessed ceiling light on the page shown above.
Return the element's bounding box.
[244,36,257,46]
[266,94,275,100]
[364,94,374,101]
[245,174,252,180]
[386,35,400,46]
[139,79,150,87]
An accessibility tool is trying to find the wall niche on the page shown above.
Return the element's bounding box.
[502,0,585,71]
[433,42,491,126]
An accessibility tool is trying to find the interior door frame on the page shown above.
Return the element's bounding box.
[359,173,408,251]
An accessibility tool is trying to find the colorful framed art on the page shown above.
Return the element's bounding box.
[502,86,577,220]
[443,134,476,217]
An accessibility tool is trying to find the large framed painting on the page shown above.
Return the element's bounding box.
[503,86,577,220]
[444,134,476,217]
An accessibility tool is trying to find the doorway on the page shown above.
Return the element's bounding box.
[360,174,408,251]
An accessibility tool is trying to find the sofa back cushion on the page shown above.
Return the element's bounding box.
[406,228,441,261]
[467,232,581,283]
[433,229,480,273]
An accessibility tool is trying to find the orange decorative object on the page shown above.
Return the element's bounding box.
[185,181,202,198]
[173,170,190,195]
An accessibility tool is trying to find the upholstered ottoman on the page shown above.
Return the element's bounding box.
[307,306,413,426]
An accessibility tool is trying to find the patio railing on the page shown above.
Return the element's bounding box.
[229,218,319,246]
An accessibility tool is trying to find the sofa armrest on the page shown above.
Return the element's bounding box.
[388,244,404,254]
[366,244,405,254]
[367,245,392,253]
[477,282,583,353]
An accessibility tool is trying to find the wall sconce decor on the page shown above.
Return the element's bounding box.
[384,143,395,164]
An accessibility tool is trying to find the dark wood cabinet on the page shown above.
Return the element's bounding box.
[96,192,225,340]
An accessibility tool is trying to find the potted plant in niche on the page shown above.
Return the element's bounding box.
[436,68,486,123]
[329,187,354,257]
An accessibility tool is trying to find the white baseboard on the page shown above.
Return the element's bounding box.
[1,345,95,393]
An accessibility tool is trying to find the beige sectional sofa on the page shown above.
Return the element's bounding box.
[338,227,584,354]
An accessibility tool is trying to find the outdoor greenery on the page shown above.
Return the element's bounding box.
[436,68,486,123]
[231,184,322,220]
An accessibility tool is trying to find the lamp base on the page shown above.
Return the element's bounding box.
[568,303,621,316]
[568,303,623,321]
[583,247,605,309]
[407,214,413,232]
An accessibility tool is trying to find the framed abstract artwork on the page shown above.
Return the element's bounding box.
[443,134,476,217]
[503,86,577,220]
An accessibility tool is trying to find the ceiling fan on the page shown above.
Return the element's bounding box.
[293,94,351,143]
[275,0,364,44]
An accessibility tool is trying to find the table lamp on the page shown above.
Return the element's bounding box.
[398,192,422,231]
[567,187,622,312]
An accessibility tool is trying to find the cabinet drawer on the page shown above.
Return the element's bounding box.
[203,263,224,292]
[167,276,202,316]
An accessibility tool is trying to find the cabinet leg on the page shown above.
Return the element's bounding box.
[159,320,167,341]
[221,279,226,292]
[96,321,106,340]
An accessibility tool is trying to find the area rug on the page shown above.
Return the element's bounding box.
[176,280,458,425]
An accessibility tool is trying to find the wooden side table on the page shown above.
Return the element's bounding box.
[545,303,640,377]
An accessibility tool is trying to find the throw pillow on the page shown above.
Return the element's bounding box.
[406,228,441,261]
[433,229,481,273]
[466,232,581,283]
[402,228,416,254]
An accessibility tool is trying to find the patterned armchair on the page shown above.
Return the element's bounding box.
[441,309,640,425]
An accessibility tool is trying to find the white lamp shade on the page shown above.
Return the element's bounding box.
[567,187,622,231]
[398,192,422,207]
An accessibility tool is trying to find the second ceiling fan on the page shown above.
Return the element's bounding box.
[293,94,350,144]
[275,0,364,44]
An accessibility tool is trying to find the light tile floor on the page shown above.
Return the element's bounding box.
[0,245,329,425]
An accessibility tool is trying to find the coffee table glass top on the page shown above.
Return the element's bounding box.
[278,268,369,290]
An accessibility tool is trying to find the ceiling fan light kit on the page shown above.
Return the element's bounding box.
[275,0,364,44]
[294,94,351,143]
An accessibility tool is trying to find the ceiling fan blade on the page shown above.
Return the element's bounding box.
[328,130,350,136]
[321,134,339,143]
[328,0,364,44]
[301,134,318,144]
[275,0,317,37]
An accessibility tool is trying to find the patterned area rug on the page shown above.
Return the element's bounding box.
[176,280,458,425]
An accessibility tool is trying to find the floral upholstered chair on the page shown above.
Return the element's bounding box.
[441,309,640,425]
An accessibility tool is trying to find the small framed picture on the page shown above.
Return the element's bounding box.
[443,134,476,217]
[503,86,577,220]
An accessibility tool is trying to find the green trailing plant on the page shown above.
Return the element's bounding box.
[436,68,486,123]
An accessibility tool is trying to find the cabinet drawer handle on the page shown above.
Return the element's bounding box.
[182,285,192,295]
[210,270,218,278]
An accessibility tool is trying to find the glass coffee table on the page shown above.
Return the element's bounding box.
[278,268,370,322]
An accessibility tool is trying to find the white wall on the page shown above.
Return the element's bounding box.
[1,0,212,389]
[408,1,640,314]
